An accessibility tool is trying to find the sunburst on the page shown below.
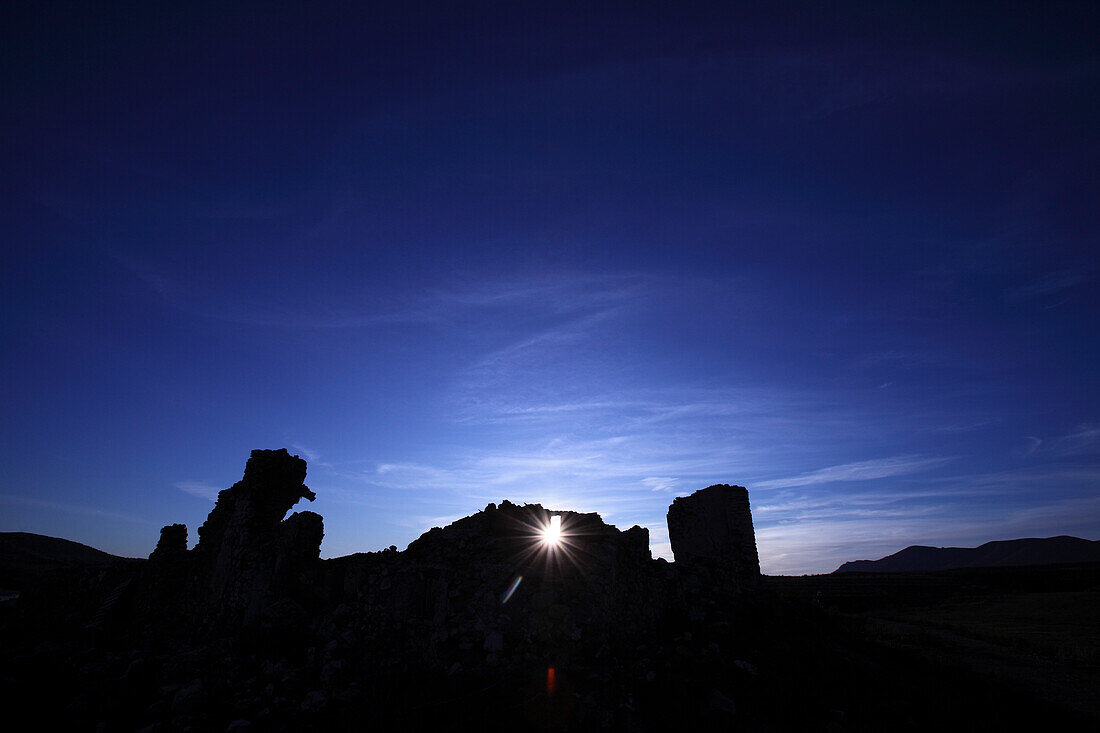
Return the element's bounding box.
[540,514,563,547]
[499,510,590,605]
[511,511,584,569]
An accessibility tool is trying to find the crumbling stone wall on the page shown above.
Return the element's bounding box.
[190,448,324,625]
[322,501,669,673]
[11,448,769,732]
[666,484,760,584]
[130,452,760,649]
[148,524,187,561]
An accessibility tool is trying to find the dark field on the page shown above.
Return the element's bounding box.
[3,563,1096,731]
[766,563,1100,723]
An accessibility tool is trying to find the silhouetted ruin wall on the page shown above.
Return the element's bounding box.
[667,484,761,586]
[318,501,670,671]
[24,450,762,667]
[2,449,773,731]
[188,449,324,626]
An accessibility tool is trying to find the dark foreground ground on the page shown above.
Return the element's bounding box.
[766,562,1100,728]
[1,561,1096,732]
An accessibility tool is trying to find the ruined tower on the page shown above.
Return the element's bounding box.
[666,484,760,584]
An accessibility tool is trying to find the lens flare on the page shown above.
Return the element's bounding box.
[501,575,523,604]
[510,510,584,576]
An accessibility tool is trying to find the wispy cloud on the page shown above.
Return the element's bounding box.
[1047,424,1100,456]
[289,444,320,462]
[1017,424,1100,458]
[286,442,335,468]
[0,494,156,527]
[173,481,222,501]
[754,456,950,490]
[642,477,680,492]
[1007,270,1085,299]
[113,254,651,333]
[465,307,628,385]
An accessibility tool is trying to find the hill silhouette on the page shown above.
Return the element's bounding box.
[834,535,1100,573]
[0,531,135,591]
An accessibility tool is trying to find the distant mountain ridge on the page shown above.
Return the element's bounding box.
[834,535,1100,574]
[0,532,135,590]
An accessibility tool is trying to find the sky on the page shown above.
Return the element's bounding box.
[2,1,1098,574]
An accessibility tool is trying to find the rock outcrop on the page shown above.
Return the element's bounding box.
[667,484,760,584]
[148,524,187,561]
[191,448,324,625]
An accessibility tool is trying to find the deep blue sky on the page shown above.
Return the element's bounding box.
[3,1,1097,573]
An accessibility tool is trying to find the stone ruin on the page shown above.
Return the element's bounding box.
[109,449,763,652]
[8,449,763,729]
[133,450,761,635]
[167,452,748,668]
[149,523,187,561]
[667,484,761,580]
[191,449,323,625]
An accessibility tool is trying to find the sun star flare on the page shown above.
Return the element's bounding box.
[541,514,562,548]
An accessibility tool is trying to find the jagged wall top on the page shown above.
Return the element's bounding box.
[403,499,651,561]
